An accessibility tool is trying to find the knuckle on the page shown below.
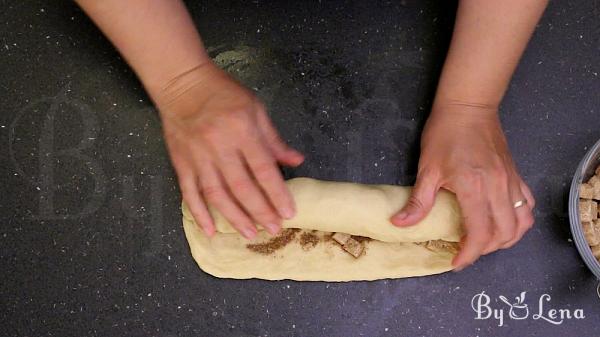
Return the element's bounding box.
[497,230,515,243]
[217,151,238,165]
[522,213,535,229]
[197,122,219,139]
[497,220,517,235]
[202,185,226,203]
[252,161,278,181]
[232,221,252,232]
[251,208,277,222]
[417,166,439,181]
[192,212,208,225]
[472,230,493,245]
[266,129,283,144]
[476,236,492,246]
[490,161,508,181]
[461,170,485,192]
[231,121,249,137]
[228,109,253,130]
[529,196,537,208]
[493,173,509,191]
[503,239,517,247]
[229,178,255,195]
[190,210,203,220]
[406,196,425,212]
[482,246,496,255]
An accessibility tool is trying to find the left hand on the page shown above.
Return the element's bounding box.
[391,103,535,271]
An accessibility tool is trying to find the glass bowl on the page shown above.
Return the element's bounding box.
[569,138,600,279]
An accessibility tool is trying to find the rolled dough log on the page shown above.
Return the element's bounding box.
[182,177,463,281]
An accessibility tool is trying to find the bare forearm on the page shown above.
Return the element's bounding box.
[75,0,209,99]
[434,0,548,109]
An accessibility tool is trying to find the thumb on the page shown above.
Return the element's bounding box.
[391,172,439,227]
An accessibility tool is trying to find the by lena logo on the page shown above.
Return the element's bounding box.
[471,291,585,327]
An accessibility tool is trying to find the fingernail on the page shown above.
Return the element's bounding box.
[290,153,305,166]
[392,212,408,224]
[280,207,295,219]
[265,223,281,235]
[243,227,257,239]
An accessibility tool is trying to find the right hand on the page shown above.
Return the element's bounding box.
[155,62,304,239]
[391,104,535,270]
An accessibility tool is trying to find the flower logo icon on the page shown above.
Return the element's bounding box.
[499,291,529,320]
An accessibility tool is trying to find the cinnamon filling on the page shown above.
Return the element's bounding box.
[246,228,300,255]
[245,228,459,258]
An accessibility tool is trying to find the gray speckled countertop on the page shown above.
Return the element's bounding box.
[1,0,599,336]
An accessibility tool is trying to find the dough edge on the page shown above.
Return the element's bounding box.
[183,218,455,282]
[181,178,462,282]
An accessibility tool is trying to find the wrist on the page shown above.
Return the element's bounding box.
[427,98,502,130]
[431,96,499,118]
[433,69,505,113]
[148,60,217,115]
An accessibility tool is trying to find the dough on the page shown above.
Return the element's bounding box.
[182,177,463,281]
